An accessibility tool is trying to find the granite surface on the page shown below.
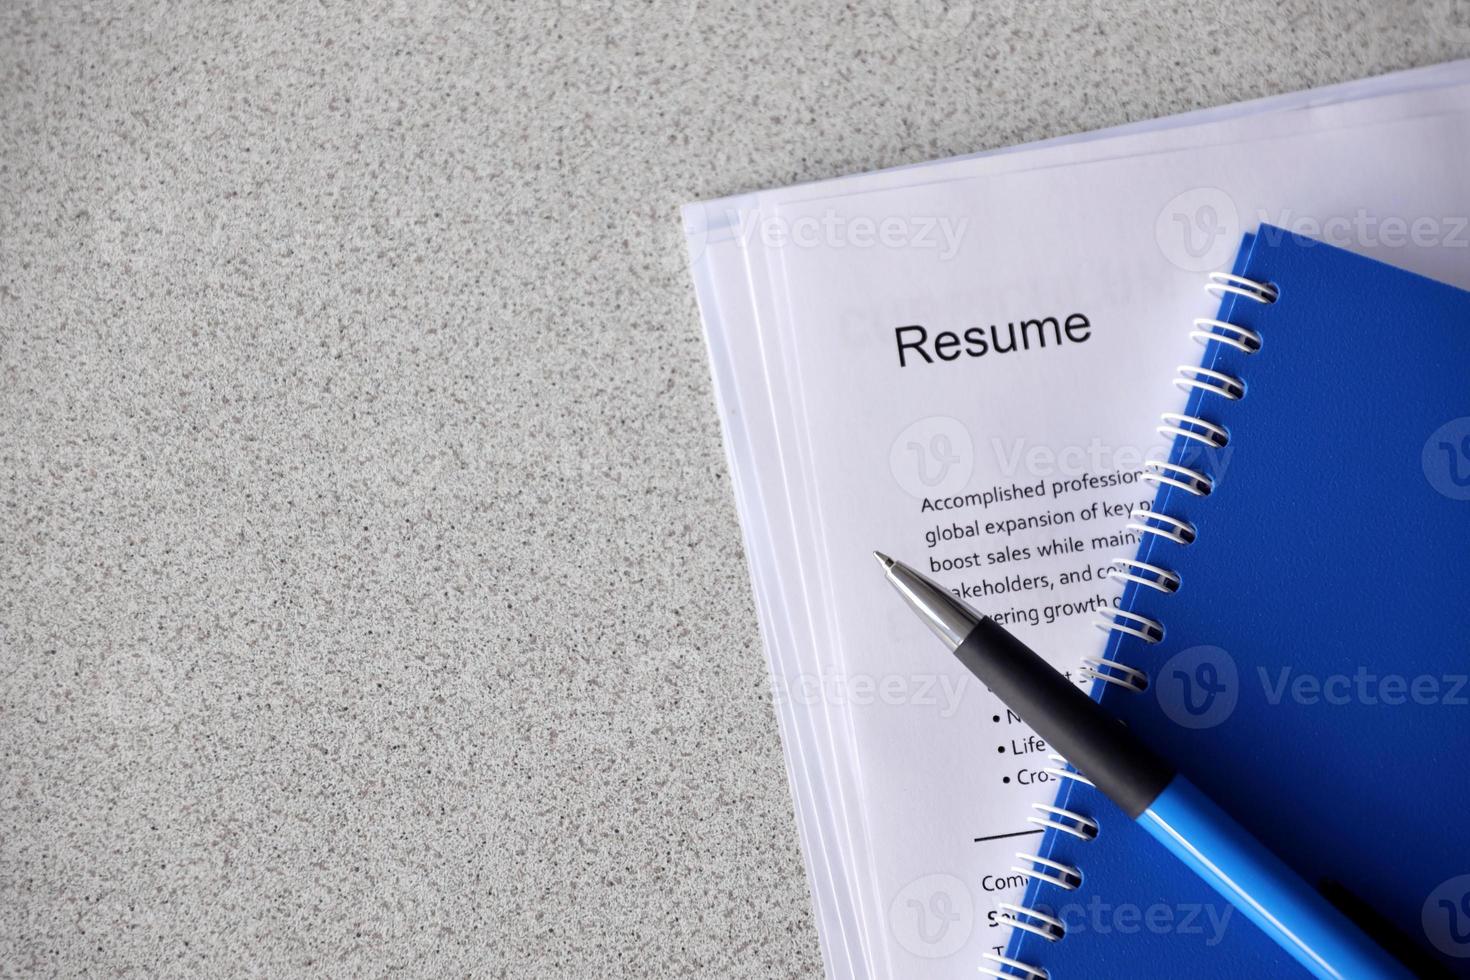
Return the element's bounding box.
[1,0,1463,976]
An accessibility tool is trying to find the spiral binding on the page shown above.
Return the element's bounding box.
[982,270,1276,980]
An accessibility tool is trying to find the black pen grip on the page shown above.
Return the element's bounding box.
[955,617,1174,818]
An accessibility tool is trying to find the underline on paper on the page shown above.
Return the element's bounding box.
[973,829,1046,843]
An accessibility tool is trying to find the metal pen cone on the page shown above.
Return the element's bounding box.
[876,554,981,650]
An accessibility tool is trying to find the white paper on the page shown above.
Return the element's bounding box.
[684,65,1470,979]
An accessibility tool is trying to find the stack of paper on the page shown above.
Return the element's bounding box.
[682,61,1470,980]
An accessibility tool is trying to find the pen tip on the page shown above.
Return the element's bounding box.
[872,550,895,571]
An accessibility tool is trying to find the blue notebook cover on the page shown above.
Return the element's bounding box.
[995,226,1470,979]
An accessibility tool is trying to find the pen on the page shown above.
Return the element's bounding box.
[873,551,1414,980]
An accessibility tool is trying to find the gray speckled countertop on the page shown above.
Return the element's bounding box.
[1,1,1462,976]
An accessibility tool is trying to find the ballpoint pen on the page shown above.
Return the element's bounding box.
[874,551,1414,980]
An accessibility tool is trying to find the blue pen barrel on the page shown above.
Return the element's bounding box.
[1140,777,1414,980]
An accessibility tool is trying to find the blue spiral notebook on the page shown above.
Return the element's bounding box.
[992,227,1470,979]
